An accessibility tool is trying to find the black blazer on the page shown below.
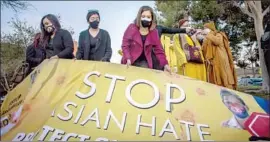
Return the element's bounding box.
[45,29,74,59]
[76,29,112,62]
[156,25,186,38]
[26,43,46,68]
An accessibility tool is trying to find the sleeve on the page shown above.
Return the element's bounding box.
[26,45,42,65]
[205,32,223,46]
[76,32,84,59]
[152,30,168,68]
[121,24,133,61]
[102,31,112,62]
[57,30,74,58]
[161,26,186,34]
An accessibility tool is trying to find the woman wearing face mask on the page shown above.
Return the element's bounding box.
[193,29,205,46]
[76,10,112,62]
[173,19,206,81]
[40,14,74,59]
[202,21,237,90]
[121,6,170,73]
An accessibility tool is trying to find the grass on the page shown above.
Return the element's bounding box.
[237,85,269,100]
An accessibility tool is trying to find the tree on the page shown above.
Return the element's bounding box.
[243,42,259,77]
[230,1,270,92]
[1,16,40,51]
[1,0,32,12]
[0,16,39,93]
[236,60,249,77]
[154,0,190,27]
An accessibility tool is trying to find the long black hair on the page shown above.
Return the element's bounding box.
[40,14,61,48]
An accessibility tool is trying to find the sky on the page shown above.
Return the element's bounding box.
[1,1,155,63]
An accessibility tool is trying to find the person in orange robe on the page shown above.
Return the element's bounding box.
[202,21,237,90]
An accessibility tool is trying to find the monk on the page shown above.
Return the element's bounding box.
[202,22,237,90]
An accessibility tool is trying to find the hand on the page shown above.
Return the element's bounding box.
[126,59,131,68]
[164,64,172,74]
[186,27,195,34]
[50,55,59,60]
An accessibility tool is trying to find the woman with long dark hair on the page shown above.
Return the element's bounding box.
[40,14,74,59]
[26,33,46,73]
[121,6,170,72]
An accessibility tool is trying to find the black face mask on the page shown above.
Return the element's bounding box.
[89,20,99,29]
[141,20,151,28]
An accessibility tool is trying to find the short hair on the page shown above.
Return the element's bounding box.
[86,10,100,22]
[134,5,157,31]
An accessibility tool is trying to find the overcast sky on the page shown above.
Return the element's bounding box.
[1,1,155,63]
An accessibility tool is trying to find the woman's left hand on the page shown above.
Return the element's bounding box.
[164,64,172,74]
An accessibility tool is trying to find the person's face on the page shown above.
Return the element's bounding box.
[203,27,211,35]
[89,14,100,23]
[196,31,204,40]
[42,18,54,33]
[223,95,247,115]
[181,21,190,28]
[141,10,152,21]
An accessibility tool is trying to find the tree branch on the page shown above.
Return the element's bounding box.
[263,6,270,17]
[234,1,254,18]
[247,1,258,14]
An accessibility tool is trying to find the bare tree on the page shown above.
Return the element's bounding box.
[57,14,75,37]
[3,16,40,51]
[1,0,32,12]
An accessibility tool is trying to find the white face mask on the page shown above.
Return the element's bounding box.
[197,34,205,40]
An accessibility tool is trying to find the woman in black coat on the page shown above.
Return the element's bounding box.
[40,14,74,59]
[26,33,46,74]
[76,10,112,62]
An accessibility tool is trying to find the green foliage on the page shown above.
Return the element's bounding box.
[1,16,40,49]
[154,0,190,27]
[190,0,223,24]
[0,43,24,76]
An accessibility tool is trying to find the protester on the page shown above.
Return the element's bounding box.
[26,33,46,74]
[76,10,112,62]
[261,23,270,81]
[40,14,74,59]
[193,29,205,46]
[202,21,237,90]
[121,6,170,72]
[173,19,206,81]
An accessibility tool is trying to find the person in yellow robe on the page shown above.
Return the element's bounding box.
[202,21,237,90]
[172,19,206,81]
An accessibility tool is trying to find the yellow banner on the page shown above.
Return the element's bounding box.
[1,59,269,141]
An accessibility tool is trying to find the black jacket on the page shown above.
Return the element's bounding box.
[45,29,74,59]
[76,29,112,62]
[156,25,186,38]
[26,44,46,68]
